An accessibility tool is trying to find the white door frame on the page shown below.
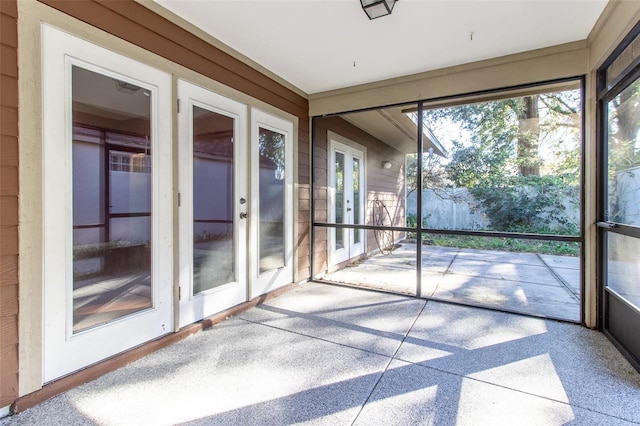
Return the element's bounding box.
[42,24,173,382]
[177,79,248,327]
[328,133,366,266]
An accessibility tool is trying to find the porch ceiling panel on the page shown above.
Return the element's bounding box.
[154,0,607,95]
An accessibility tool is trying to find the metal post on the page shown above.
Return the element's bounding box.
[416,103,424,296]
[310,116,316,281]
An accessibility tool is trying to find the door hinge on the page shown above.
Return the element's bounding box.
[178,286,181,301]
[178,192,181,207]
[177,98,180,113]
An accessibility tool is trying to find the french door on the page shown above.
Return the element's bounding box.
[178,88,294,319]
[42,27,296,380]
[250,109,295,298]
[599,37,640,370]
[177,80,248,327]
[42,25,173,381]
[329,137,366,266]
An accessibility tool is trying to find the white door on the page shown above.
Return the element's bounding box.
[329,138,366,266]
[250,109,295,298]
[177,80,248,327]
[42,25,173,382]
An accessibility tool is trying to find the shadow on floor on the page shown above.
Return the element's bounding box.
[4,283,638,425]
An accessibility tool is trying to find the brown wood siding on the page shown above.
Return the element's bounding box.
[36,0,311,284]
[0,0,19,408]
[313,116,405,274]
[297,118,311,281]
[39,1,307,118]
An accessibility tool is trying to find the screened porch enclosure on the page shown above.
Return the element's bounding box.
[312,79,583,322]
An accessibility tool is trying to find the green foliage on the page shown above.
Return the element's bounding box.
[468,175,579,234]
[415,89,582,235]
[403,215,579,256]
[422,234,580,257]
[445,137,515,189]
[406,212,418,228]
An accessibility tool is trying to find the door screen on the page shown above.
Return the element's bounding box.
[598,23,640,371]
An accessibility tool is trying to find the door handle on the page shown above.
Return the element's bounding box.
[347,208,352,212]
[240,212,248,219]
[597,221,618,229]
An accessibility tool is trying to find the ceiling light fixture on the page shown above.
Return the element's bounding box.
[361,0,396,20]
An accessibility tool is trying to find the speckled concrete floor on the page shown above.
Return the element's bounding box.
[3,282,639,425]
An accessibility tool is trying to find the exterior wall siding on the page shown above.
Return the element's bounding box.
[0,0,19,409]
[313,116,405,274]
[10,0,311,408]
[297,118,311,281]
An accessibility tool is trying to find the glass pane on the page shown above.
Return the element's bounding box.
[606,79,640,226]
[417,85,582,235]
[335,151,345,250]
[72,66,152,333]
[192,106,235,293]
[259,127,286,273]
[607,232,640,309]
[353,157,361,244]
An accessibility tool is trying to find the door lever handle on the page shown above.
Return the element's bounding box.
[597,221,618,229]
[240,212,248,219]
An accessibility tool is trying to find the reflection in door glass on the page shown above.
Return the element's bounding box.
[259,127,286,273]
[335,152,345,250]
[605,77,640,312]
[72,66,152,333]
[353,157,361,244]
[606,80,640,226]
[607,232,640,308]
[193,106,235,293]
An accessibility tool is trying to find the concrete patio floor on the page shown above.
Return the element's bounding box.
[325,244,581,322]
[4,282,639,425]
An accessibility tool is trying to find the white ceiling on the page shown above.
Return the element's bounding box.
[154,0,608,95]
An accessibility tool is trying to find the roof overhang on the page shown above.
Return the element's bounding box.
[342,107,447,156]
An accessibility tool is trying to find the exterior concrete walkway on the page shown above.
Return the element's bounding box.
[3,283,639,425]
[326,244,581,322]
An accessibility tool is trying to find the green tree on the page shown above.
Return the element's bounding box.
[605,79,640,223]
[417,90,582,234]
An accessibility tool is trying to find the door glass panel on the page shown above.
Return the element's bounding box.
[259,127,286,273]
[353,157,361,244]
[193,106,235,293]
[606,79,640,226]
[335,151,345,250]
[605,75,640,312]
[72,66,152,333]
[607,232,640,308]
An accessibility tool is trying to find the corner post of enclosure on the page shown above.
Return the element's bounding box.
[310,116,316,281]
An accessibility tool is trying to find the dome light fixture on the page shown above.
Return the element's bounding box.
[361,0,396,20]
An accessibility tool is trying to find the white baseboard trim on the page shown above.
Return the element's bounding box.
[0,405,11,418]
